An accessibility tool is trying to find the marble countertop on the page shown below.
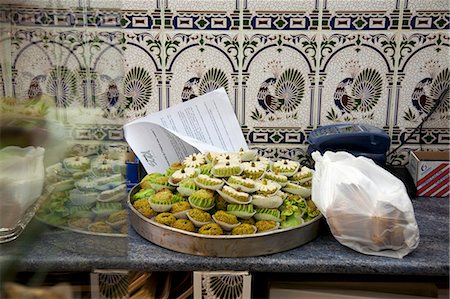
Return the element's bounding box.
[1,197,448,276]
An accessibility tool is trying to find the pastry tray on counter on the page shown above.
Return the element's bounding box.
[128,185,322,257]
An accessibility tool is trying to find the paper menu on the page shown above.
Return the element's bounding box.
[123,88,248,174]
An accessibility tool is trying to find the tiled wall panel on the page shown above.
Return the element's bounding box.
[0,0,448,163]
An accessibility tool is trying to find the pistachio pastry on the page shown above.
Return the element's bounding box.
[238,148,257,162]
[171,218,195,232]
[211,162,243,177]
[217,185,251,204]
[282,182,312,198]
[271,159,299,176]
[231,223,257,235]
[226,176,258,193]
[254,208,282,222]
[242,161,266,180]
[165,162,184,176]
[187,208,213,227]
[63,156,90,172]
[194,174,224,190]
[251,194,283,209]
[264,171,288,186]
[176,179,200,197]
[255,220,280,232]
[290,166,313,183]
[169,167,199,185]
[198,223,223,235]
[149,189,174,212]
[212,210,240,231]
[183,153,206,168]
[154,212,177,226]
[213,153,241,165]
[256,179,281,196]
[226,203,256,219]
[188,189,215,210]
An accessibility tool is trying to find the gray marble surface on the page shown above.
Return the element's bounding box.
[1,197,448,277]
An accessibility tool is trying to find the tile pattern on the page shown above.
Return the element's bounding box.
[0,0,448,165]
[324,0,401,30]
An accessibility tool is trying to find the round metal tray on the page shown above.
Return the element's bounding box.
[128,185,322,257]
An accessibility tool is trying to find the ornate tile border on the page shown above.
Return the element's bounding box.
[402,0,450,30]
[243,0,319,30]
[163,0,239,30]
[323,0,401,30]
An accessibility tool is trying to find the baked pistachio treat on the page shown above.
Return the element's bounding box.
[255,220,279,232]
[240,217,256,225]
[107,210,127,223]
[254,208,282,222]
[63,156,90,172]
[282,182,311,198]
[149,176,174,191]
[183,153,206,168]
[68,217,92,230]
[140,172,163,189]
[165,162,184,176]
[195,174,224,190]
[238,148,257,162]
[169,167,199,185]
[256,179,281,196]
[213,153,240,165]
[254,156,271,170]
[264,171,288,186]
[198,223,223,235]
[211,162,243,177]
[215,195,228,211]
[170,201,191,215]
[154,212,177,226]
[199,163,212,175]
[213,210,238,225]
[187,208,212,223]
[226,176,258,193]
[177,179,200,196]
[189,189,215,210]
[226,203,255,219]
[290,166,313,183]
[217,185,251,204]
[272,159,299,176]
[133,188,155,200]
[149,188,174,212]
[171,219,196,232]
[88,221,113,233]
[242,161,265,180]
[133,198,157,218]
[231,223,256,235]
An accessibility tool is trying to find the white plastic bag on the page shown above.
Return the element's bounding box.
[311,151,419,258]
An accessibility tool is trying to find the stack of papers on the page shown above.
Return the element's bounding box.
[123,88,248,173]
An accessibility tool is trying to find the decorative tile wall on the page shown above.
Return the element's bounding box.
[0,0,448,164]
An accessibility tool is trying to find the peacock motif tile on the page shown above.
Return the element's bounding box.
[317,32,397,130]
[9,27,162,129]
[164,32,239,112]
[390,32,449,164]
[243,0,318,30]
[323,0,401,30]
[242,33,317,146]
[164,0,239,30]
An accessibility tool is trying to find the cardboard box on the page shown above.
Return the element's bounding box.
[407,151,449,197]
